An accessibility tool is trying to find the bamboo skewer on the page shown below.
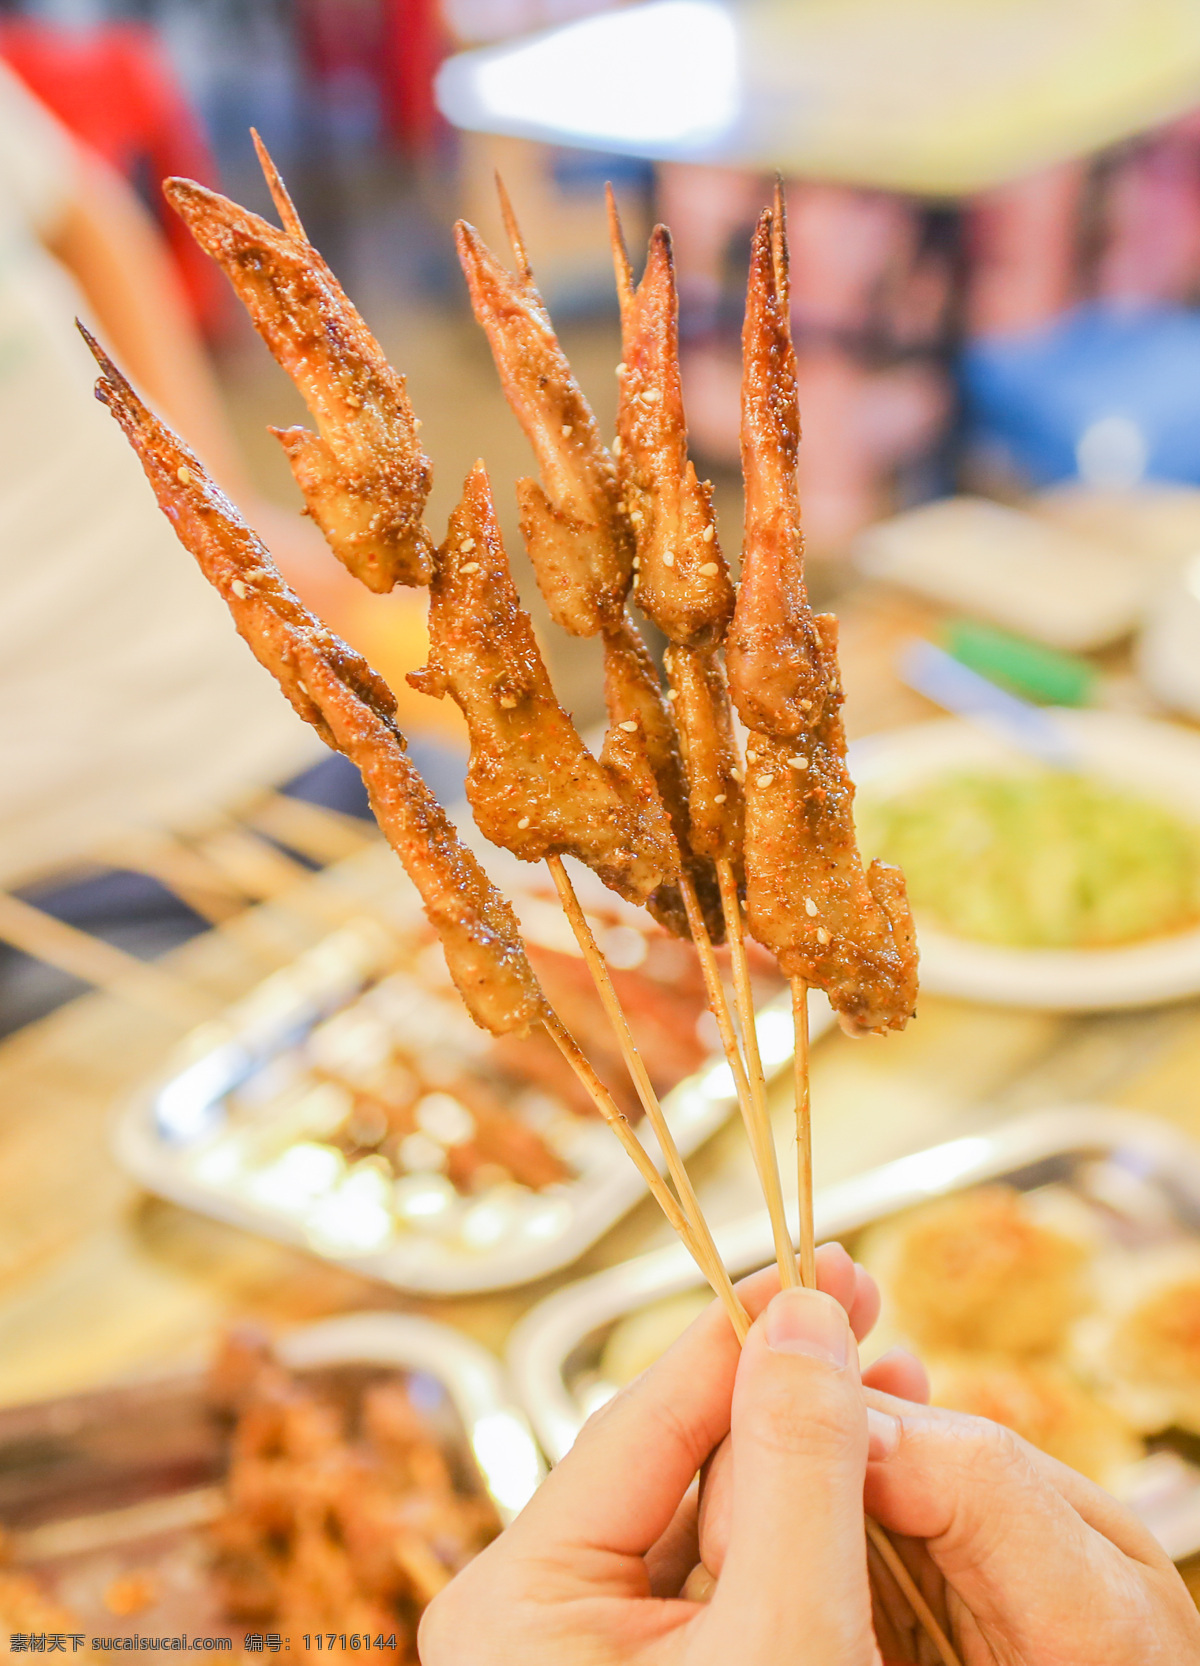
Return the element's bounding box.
[711,859,799,1289]
[0,890,214,1026]
[97,830,249,927]
[544,856,741,1316]
[242,791,378,866]
[791,976,816,1289]
[682,869,799,1289]
[866,1520,962,1666]
[714,887,956,1656]
[543,1006,749,1341]
[716,959,958,1662]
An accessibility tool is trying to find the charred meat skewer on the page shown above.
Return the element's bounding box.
[408,460,676,907]
[166,149,433,593]
[454,207,631,636]
[730,210,918,1036]
[456,192,727,939]
[607,199,735,652]
[83,329,541,1037]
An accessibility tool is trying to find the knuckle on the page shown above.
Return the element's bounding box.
[973,1417,1036,1483]
[637,1385,714,1473]
[741,1371,863,1464]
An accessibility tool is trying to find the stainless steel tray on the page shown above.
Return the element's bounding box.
[0,1312,543,1639]
[114,901,829,1295]
[507,1106,1200,1560]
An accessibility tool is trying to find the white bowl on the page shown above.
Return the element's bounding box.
[851,712,1200,1010]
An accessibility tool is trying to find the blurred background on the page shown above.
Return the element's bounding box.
[6,0,1200,642]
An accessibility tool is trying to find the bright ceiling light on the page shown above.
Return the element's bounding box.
[437,0,739,153]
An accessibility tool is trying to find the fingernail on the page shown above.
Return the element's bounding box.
[765,1289,849,1367]
[867,1407,901,1461]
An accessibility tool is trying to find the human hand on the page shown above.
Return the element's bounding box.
[857,1389,1200,1665]
[694,1309,1200,1666]
[418,1245,923,1665]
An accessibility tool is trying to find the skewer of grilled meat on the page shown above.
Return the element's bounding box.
[606,192,745,869]
[454,188,630,636]
[165,139,432,593]
[730,211,917,1035]
[408,461,676,908]
[401,460,728,1297]
[604,196,746,938]
[83,329,541,1037]
[456,190,726,937]
[86,328,748,1330]
[607,199,735,652]
[607,192,804,1280]
[662,643,744,867]
[596,619,718,937]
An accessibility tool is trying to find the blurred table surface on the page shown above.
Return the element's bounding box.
[3,580,1200,1593]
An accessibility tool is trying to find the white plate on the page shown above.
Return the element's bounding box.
[851,711,1200,1010]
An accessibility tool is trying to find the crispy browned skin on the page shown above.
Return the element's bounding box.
[609,204,735,649]
[741,612,916,1031]
[85,332,542,1037]
[743,729,916,1033]
[729,209,917,1033]
[602,616,725,941]
[456,191,728,935]
[726,210,826,737]
[455,212,631,634]
[663,643,744,864]
[409,463,674,906]
[165,159,432,593]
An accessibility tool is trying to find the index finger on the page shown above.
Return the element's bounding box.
[510,1245,869,1560]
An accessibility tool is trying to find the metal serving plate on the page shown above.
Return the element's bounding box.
[507,1106,1200,1561]
[114,904,830,1295]
[0,1312,543,1641]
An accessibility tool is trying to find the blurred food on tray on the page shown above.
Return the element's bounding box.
[0,1322,512,1659]
[532,1125,1200,1511]
[922,1355,1142,1484]
[207,1329,496,1651]
[856,1181,1200,1489]
[856,1185,1093,1358]
[1075,1245,1200,1436]
[157,891,781,1267]
[0,1565,95,1650]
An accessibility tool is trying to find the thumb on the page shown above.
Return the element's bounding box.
[705,1288,879,1666]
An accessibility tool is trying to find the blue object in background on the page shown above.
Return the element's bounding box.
[961,301,1200,488]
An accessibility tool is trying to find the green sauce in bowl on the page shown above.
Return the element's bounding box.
[858,771,1200,949]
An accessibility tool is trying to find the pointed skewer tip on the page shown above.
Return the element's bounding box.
[493,172,532,280]
[605,184,634,303]
[250,127,307,242]
[76,319,123,395]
